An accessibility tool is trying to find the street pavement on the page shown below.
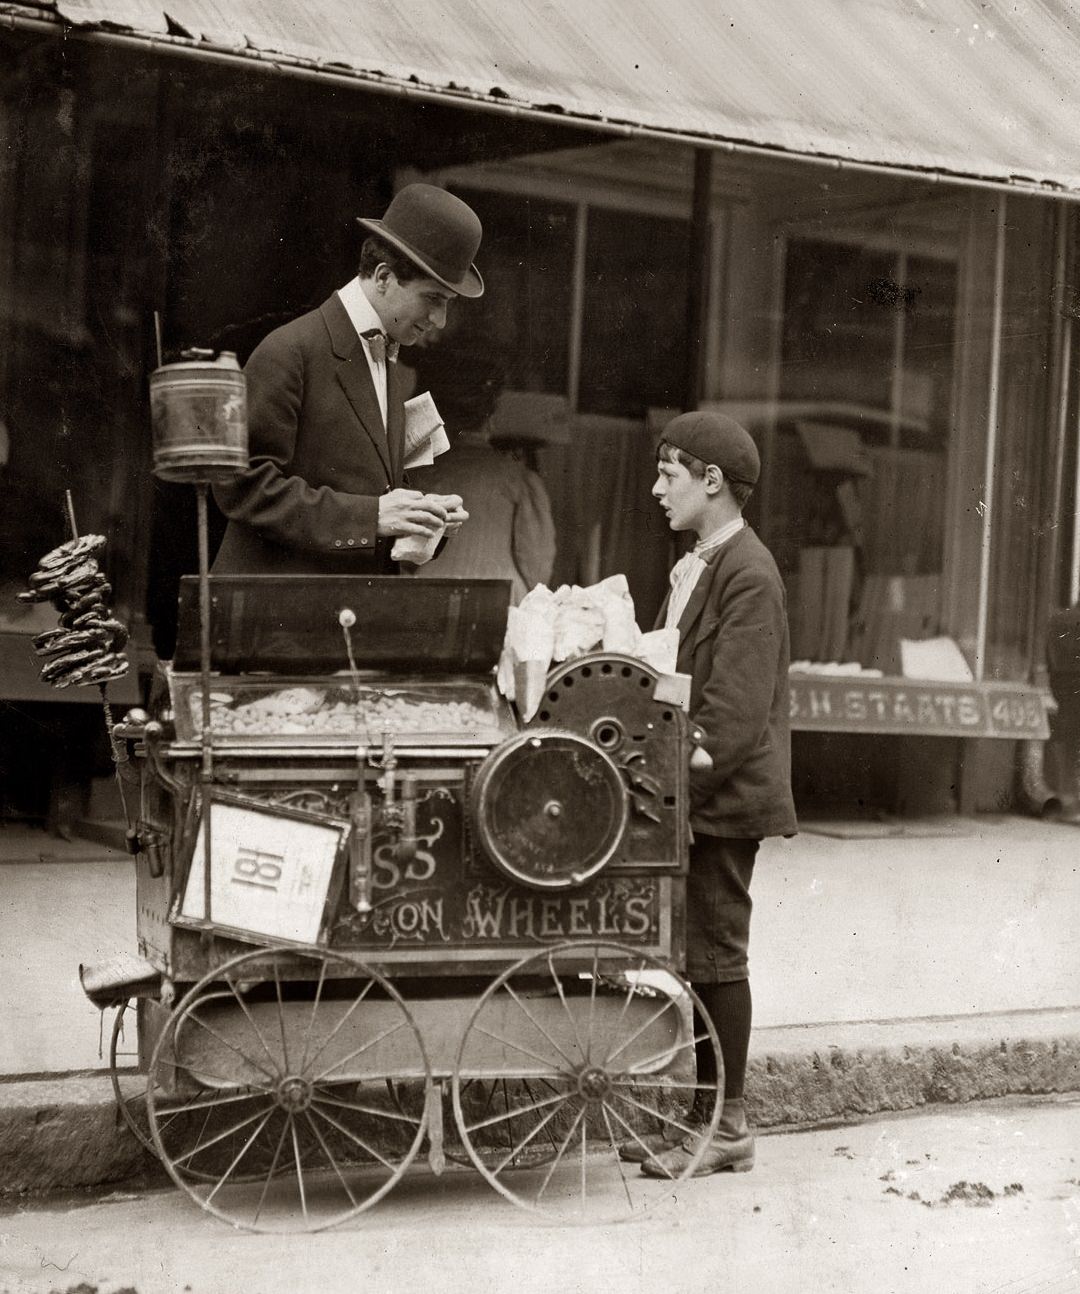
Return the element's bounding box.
[1,1095,1078,1294]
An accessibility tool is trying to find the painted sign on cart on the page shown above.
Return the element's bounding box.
[330,783,675,964]
[334,874,669,959]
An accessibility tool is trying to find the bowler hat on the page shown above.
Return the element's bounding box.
[660,411,760,485]
[358,184,484,298]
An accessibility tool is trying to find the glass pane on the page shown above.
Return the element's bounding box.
[579,208,690,417]
[777,237,958,671]
[173,575,511,674]
[780,239,895,412]
[171,675,512,745]
[446,186,575,394]
[901,254,956,449]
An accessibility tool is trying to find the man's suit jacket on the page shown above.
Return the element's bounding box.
[657,525,798,840]
[213,293,408,575]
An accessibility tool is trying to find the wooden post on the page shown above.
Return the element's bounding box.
[973,197,1007,682]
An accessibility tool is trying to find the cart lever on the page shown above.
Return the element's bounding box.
[393,773,418,866]
[348,790,374,914]
[378,728,405,833]
[349,747,373,914]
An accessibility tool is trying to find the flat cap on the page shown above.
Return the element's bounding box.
[660,411,760,486]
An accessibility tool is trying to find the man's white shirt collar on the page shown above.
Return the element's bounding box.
[337,277,389,423]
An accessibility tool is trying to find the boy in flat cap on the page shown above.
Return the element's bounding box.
[214,184,483,575]
[630,410,797,1178]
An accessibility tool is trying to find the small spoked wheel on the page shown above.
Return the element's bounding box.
[147,948,430,1233]
[109,999,154,1155]
[451,940,723,1222]
[446,1077,565,1170]
[109,1000,222,1183]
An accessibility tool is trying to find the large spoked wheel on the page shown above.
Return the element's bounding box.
[451,940,723,1222]
[147,948,431,1233]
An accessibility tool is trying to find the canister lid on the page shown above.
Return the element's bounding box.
[150,349,241,378]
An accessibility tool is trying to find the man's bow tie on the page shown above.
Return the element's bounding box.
[361,328,399,364]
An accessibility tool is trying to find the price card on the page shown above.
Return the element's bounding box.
[180,797,348,945]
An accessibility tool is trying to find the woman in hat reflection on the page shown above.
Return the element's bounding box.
[213,184,484,576]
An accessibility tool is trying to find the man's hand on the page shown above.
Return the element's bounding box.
[377,489,451,538]
[426,493,469,534]
[690,744,715,771]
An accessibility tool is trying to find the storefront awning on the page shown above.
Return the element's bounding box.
[9,0,1080,194]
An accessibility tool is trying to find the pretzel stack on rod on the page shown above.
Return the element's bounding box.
[19,534,130,689]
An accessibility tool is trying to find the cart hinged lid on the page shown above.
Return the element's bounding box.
[173,575,511,675]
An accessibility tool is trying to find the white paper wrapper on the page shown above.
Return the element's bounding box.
[392,523,445,565]
[496,575,684,717]
[510,599,556,663]
[551,586,606,661]
[653,671,692,711]
[513,658,550,721]
[497,599,557,713]
[637,627,680,676]
[600,580,641,654]
[403,392,451,469]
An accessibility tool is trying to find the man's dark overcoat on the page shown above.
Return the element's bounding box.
[213,293,407,575]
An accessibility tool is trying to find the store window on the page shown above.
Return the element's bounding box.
[774,236,957,673]
[446,186,575,394]
[578,208,689,418]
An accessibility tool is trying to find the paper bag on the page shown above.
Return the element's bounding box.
[391,524,445,565]
[403,392,451,470]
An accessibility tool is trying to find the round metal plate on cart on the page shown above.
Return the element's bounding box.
[470,730,628,890]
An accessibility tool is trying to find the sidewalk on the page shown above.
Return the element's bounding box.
[6,1096,1078,1294]
[1,816,1078,1193]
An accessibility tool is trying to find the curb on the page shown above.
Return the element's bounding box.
[0,1074,157,1195]
[2,1009,1078,1195]
[746,1008,1080,1127]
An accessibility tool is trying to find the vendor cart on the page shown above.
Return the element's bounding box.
[84,571,723,1232]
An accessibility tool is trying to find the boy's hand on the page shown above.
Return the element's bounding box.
[689,745,714,770]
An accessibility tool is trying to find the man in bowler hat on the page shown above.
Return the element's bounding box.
[623,410,797,1178]
[213,184,484,575]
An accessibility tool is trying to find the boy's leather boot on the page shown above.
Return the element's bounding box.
[617,1092,713,1164]
[640,1098,754,1177]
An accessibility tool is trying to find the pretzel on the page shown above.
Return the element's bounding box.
[61,653,129,688]
[67,588,108,617]
[32,628,69,652]
[36,534,106,571]
[40,646,107,682]
[35,628,110,658]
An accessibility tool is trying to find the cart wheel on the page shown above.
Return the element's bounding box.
[147,948,431,1233]
[109,999,227,1183]
[384,1074,561,1170]
[109,1000,155,1156]
[452,940,723,1222]
[448,1077,564,1169]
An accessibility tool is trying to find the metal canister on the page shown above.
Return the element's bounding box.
[149,350,248,482]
